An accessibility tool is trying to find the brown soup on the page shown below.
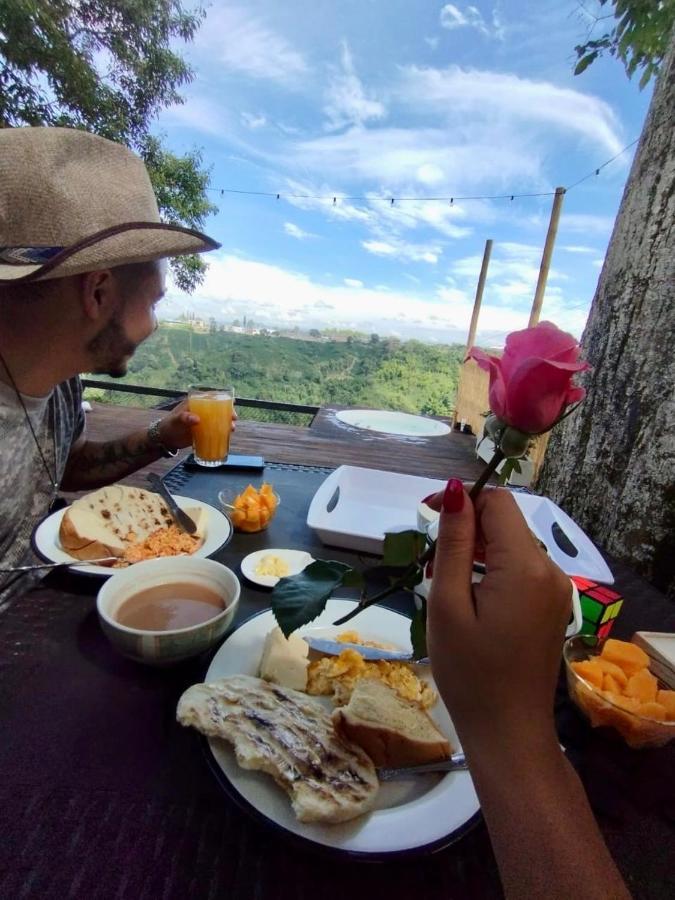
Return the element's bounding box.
[115,582,226,631]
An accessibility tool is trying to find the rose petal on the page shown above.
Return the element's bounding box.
[501,322,582,381]
[504,358,588,433]
[467,348,507,419]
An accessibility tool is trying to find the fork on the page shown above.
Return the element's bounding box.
[377,751,467,781]
[0,557,121,573]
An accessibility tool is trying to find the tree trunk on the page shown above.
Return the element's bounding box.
[537,36,675,599]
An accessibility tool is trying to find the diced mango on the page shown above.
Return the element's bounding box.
[600,638,649,676]
[605,692,641,714]
[656,690,675,721]
[636,702,667,722]
[594,658,628,688]
[572,660,604,689]
[603,673,624,694]
[625,667,658,703]
[229,483,279,532]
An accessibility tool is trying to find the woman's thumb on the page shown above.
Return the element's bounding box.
[427,479,476,620]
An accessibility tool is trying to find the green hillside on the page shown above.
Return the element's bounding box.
[85,324,464,417]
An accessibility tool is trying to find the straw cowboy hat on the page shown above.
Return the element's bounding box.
[0,127,220,283]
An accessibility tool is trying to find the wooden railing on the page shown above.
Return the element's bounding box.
[81,379,320,426]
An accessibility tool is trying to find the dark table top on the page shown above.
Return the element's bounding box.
[2,461,674,899]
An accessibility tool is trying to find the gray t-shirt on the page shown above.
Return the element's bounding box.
[0,376,84,606]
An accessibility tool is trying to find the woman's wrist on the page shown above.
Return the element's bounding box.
[457,714,563,780]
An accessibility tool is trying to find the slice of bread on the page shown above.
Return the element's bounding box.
[332,678,451,767]
[59,507,128,559]
[177,675,378,824]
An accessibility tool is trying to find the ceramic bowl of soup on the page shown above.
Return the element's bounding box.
[96,556,240,666]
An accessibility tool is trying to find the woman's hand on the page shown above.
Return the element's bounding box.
[425,480,572,748]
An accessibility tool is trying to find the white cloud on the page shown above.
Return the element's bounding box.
[292,125,543,194]
[164,252,526,341]
[397,66,623,155]
[284,221,316,240]
[163,251,588,342]
[200,7,308,82]
[241,112,267,129]
[323,42,386,131]
[559,213,616,236]
[424,36,439,50]
[362,238,441,264]
[440,4,489,36]
[561,244,596,254]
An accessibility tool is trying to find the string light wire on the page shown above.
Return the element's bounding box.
[204,139,639,206]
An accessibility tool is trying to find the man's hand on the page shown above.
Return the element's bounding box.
[157,399,238,452]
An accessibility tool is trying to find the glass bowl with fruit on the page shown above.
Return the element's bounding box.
[563,635,675,749]
[218,483,280,533]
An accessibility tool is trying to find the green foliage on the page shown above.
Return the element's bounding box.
[381,531,427,567]
[272,560,359,637]
[102,324,465,417]
[0,0,214,290]
[410,603,428,661]
[574,0,674,87]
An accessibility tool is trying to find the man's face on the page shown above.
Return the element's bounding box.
[88,260,166,377]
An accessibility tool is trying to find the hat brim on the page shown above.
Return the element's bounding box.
[0,221,220,283]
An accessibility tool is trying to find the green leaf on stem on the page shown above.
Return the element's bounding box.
[410,601,428,661]
[272,560,355,637]
[341,567,365,589]
[382,530,427,567]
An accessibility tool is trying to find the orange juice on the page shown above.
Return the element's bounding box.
[188,389,234,465]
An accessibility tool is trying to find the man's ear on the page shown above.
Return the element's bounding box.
[80,270,117,321]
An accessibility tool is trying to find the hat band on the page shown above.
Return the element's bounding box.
[0,246,65,265]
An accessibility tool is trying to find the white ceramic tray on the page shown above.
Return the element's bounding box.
[306,465,613,583]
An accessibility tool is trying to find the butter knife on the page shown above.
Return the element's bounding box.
[303,635,429,664]
[378,751,467,781]
[147,473,197,534]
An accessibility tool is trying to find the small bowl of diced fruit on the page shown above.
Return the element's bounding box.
[564,635,675,749]
[218,483,280,533]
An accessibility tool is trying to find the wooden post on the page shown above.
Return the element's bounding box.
[529,187,565,326]
[466,239,493,352]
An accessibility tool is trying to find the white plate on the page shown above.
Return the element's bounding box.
[32,495,232,577]
[240,548,314,587]
[335,408,450,437]
[202,598,480,857]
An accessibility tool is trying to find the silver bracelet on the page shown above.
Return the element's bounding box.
[147,419,178,458]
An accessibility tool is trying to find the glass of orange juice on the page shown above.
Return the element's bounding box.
[188,386,234,466]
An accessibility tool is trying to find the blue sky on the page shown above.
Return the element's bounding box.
[156,1,651,346]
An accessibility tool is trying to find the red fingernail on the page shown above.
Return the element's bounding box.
[443,478,464,513]
[421,493,436,504]
[425,560,434,579]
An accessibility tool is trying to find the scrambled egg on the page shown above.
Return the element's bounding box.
[307,648,436,709]
[255,555,290,577]
[120,525,201,564]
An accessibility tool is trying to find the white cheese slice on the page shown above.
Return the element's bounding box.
[259,626,309,691]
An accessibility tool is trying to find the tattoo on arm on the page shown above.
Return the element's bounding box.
[61,431,161,490]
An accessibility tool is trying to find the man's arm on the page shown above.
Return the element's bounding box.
[60,407,198,491]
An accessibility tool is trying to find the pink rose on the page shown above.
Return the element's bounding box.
[468,321,590,434]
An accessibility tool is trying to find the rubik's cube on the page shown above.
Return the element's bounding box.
[572,576,623,638]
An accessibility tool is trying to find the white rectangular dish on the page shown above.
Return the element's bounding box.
[306,465,613,583]
[307,465,446,556]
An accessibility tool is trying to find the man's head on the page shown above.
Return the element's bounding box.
[0,259,167,379]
